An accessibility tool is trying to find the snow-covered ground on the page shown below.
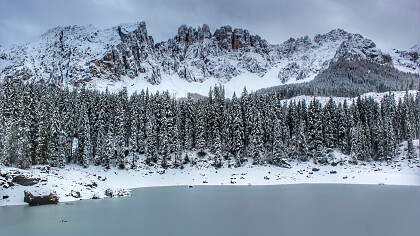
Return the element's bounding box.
[89,67,288,99]
[1,141,419,207]
[282,90,418,106]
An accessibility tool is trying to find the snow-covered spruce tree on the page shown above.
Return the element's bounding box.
[229,93,245,165]
[104,129,115,169]
[137,90,147,154]
[213,86,226,149]
[63,90,78,164]
[240,87,251,155]
[251,109,265,165]
[349,122,360,162]
[36,89,53,165]
[286,100,298,141]
[120,87,131,151]
[173,106,183,168]
[195,101,207,154]
[15,123,31,169]
[49,107,66,168]
[129,94,139,168]
[381,115,396,160]
[415,89,420,139]
[371,117,383,160]
[406,111,416,159]
[213,126,222,168]
[14,85,32,169]
[296,120,308,161]
[95,118,106,166]
[145,112,157,164]
[0,84,5,165]
[1,118,14,166]
[263,97,277,161]
[271,119,285,166]
[94,98,107,166]
[79,103,92,168]
[114,92,126,169]
[26,84,40,165]
[159,115,170,169]
[307,99,324,162]
[323,98,337,151]
[336,102,348,154]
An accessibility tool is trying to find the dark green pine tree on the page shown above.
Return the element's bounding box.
[415,89,420,139]
[350,123,361,162]
[230,93,244,165]
[323,98,337,150]
[173,106,183,168]
[272,119,285,166]
[307,99,324,161]
[406,111,415,159]
[49,107,66,168]
[79,103,92,168]
[37,91,52,165]
[129,95,139,168]
[296,120,308,161]
[114,95,126,169]
[183,99,195,151]
[251,109,265,165]
[159,115,170,169]
[104,129,115,169]
[382,115,396,160]
[213,125,222,168]
[145,113,157,164]
[195,101,207,153]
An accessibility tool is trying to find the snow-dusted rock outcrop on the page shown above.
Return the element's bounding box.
[0,22,417,89]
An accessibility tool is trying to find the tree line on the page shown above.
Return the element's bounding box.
[0,79,419,169]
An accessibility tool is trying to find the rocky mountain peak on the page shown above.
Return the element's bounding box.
[0,22,417,92]
[176,24,211,44]
[334,32,390,65]
[314,28,350,44]
[410,45,420,55]
[213,25,268,50]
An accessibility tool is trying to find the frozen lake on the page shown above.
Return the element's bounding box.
[1,184,420,236]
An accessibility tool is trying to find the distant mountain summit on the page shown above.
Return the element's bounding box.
[0,21,418,94]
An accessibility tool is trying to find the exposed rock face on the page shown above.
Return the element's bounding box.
[0,22,417,88]
[87,22,155,83]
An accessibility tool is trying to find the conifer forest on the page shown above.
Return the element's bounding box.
[0,79,419,170]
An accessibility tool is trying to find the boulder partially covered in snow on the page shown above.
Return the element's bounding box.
[0,175,14,188]
[104,188,131,198]
[1,169,39,187]
[24,190,59,206]
[12,175,40,186]
[71,190,81,198]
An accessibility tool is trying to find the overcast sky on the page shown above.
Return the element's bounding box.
[0,0,419,51]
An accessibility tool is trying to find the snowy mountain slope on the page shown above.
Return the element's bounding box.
[0,21,418,96]
[389,45,420,74]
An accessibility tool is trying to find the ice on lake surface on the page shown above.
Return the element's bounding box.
[1,184,420,236]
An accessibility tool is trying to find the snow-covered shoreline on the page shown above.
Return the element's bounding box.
[1,152,419,207]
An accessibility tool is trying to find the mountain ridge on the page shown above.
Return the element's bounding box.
[0,21,418,96]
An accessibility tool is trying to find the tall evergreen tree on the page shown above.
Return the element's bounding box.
[307,99,324,161]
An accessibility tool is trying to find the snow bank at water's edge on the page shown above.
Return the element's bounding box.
[1,146,419,207]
